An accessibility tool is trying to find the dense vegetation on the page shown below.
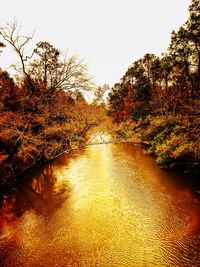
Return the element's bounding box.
[108,0,200,175]
[0,0,199,185]
[0,22,105,185]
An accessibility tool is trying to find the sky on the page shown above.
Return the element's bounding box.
[0,0,191,87]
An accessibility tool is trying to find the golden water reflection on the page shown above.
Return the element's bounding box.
[0,143,200,266]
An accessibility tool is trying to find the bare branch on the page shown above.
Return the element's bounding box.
[0,19,35,91]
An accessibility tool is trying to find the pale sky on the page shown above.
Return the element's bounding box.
[0,0,191,86]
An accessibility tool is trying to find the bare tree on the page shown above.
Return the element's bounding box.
[0,19,35,90]
[0,20,92,98]
[30,41,92,97]
[93,84,110,104]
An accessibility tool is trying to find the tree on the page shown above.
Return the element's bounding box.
[93,84,110,104]
[108,82,130,121]
[120,56,153,120]
[188,0,200,82]
[0,19,35,92]
[30,41,92,98]
[0,20,92,99]
[168,0,200,98]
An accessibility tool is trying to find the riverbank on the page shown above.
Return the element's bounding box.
[109,116,200,177]
[1,112,199,188]
[0,97,106,187]
[0,142,90,189]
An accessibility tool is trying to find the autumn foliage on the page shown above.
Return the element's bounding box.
[108,0,200,175]
[0,24,105,185]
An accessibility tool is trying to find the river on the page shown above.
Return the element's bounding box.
[0,141,200,266]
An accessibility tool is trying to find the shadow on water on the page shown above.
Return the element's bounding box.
[0,161,70,220]
[119,143,200,198]
[1,142,199,221]
[126,143,200,201]
[0,143,199,267]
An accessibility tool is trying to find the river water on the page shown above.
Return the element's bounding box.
[0,142,200,266]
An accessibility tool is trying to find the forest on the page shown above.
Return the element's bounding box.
[108,0,200,175]
[0,0,199,186]
[0,22,106,185]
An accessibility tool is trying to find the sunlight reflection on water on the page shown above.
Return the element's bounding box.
[0,141,200,266]
[87,132,112,144]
